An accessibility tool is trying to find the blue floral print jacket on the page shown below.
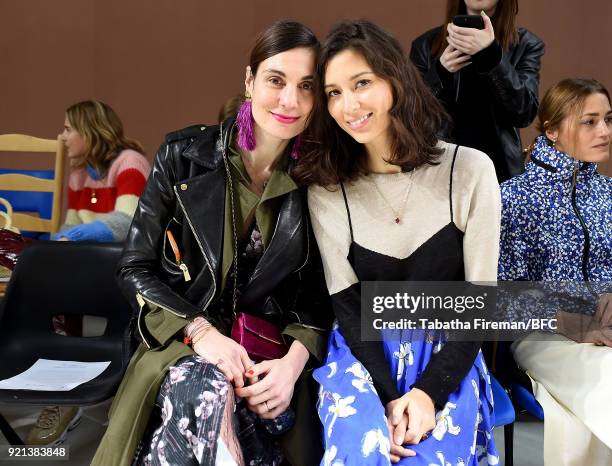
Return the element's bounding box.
[498,136,611,321]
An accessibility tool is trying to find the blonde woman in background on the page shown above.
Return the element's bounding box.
[26,100,150,447]
[499,79,612,465]
[53,100,151,242]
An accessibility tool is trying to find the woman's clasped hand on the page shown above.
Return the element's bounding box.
[385,389,437,463]
[192,322,310,419]
[235,342,309,420]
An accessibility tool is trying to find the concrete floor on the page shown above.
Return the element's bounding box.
[0,401,544,466]
[0,400,110,466]
[493,413,544,466]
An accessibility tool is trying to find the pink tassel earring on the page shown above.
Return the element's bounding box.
[236,93,256,151]
[290,134,302,160]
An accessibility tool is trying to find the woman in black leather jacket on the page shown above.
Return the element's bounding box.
[410,0,545,181]
[92,21,332,466]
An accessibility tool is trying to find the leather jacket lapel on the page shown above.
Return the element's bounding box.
[172,121,233,297]
[239,190,307,307]
[182,118,231,170]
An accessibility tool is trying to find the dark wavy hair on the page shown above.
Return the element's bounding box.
[248,20,319,77]
[431,0,519,58]
[294,20,448,186]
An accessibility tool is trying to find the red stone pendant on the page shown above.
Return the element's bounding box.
[394,217,400,224]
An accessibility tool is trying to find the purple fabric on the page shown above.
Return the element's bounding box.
[236,99,256,151]
[231,312,288,363]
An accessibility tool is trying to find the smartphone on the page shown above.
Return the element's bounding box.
[453,14,485,30]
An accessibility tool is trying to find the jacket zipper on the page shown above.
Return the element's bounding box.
[136,292,187,318]
[569,161,590,281]
[136,186,219,348]
[136,292,188,349]
[178,262,191,282]
[135,293,150,348]
[173,185,217,311]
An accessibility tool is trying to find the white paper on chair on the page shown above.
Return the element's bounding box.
[0,359,111,391]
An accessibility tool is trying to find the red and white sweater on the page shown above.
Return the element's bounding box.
[59,149,151,241]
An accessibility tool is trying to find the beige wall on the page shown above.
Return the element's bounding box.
[1,0,611,175]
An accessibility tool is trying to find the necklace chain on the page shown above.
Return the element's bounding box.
[369,171,414,224]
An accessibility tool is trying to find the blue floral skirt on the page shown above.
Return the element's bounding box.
[313,326,499,465]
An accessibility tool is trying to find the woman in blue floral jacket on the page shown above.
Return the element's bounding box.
[498,78,612,465]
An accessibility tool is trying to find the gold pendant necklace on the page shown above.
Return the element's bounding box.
[370,171,414,225]
[90,189,98,204]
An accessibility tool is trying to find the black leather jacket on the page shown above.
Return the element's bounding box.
[410,27,545,181]
[118,119,332,350]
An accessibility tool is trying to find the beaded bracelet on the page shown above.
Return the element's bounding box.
[183,316,212,346]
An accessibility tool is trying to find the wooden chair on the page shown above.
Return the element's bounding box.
[0,134,65,234]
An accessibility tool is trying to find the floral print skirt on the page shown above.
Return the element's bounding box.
[314,326,499,466]
[135,355,283,466]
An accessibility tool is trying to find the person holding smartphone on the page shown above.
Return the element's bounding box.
[410,0,545,182]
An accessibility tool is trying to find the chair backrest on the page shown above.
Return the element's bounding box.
[0,241,135,405]
[0,241,132,338]
[0,134,65,233]
[0,169,55,220]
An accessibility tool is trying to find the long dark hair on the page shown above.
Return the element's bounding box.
[294,20,448,186]
[431,0,519,58]
[248,21,319,77]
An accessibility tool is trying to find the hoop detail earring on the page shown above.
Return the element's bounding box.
[237,93,256,151]
[290,135,302,160]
